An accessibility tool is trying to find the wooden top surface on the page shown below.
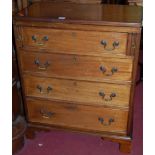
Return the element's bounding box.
[14,2,142,27]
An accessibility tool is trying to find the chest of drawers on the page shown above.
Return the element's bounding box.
[13,2,142,153]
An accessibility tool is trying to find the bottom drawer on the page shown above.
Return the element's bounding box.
[26,98,128,135]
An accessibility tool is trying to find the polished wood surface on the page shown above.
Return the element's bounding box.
[23,75,131,107]
[22,27,128,56]
[19,51,133,83]
[119,141,132,153]
[27,98,128,134]
[102,136,132,153]
[13,2,142,153]
[15,2,142,27]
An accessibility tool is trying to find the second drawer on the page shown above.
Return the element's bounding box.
[23,75,131,107]
[19,51,133,82]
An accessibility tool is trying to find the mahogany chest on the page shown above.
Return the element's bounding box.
[13,2,142,153]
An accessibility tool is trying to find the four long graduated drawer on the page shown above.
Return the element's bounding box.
[27,98,128,135]
[19,51,133,82]
[23,75,131,107]
[22,27,128,56]
[13,2,142,153]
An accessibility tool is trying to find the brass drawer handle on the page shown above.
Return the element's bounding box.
[32,35,48,46]
[36,85,53,94]
[98,117,114,126]
[101,40,119,51]
[99,91,116,101]
[34,59,50,70]
[40,109,55,119]
[100,66,118,76]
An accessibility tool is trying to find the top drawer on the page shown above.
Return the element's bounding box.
[21,27,128,56]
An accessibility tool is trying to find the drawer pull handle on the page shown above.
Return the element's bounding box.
[99,91,116,101]
[98,117,115,126]
[40,109,55,119]
[101,40,119,51]
[34,59,50,70]
[37,85,53,94]
[100,66,118,76]
[32,35,48,46]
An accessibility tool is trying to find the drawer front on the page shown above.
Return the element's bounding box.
[22,27,128,56]
[20,51,133,82]
[23,75,131,107]
[27,98,128,135]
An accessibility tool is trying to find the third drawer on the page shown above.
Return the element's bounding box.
[23,75,131,108]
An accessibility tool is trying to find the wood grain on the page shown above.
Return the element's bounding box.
[23,75,131,108]
[22,27,128,56]
[26,98,128,134]
[19,51,133,83]
[14,21,141,34]
[14,2,142,27]
[119,141,132,153]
